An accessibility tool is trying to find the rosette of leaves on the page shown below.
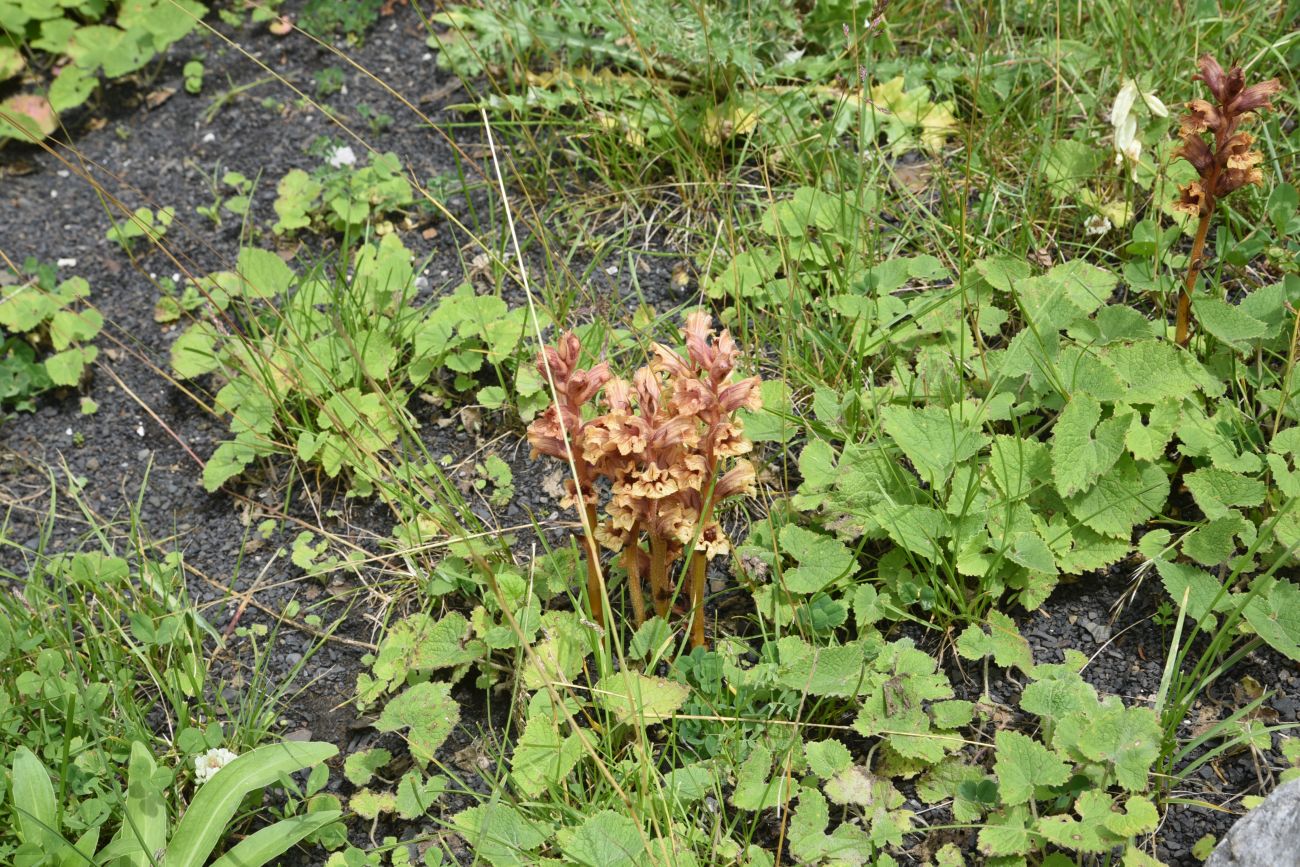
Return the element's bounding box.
[272,151,415,236]
[0,0,206,141]
[171,235,533,493]
[0,258,100,413]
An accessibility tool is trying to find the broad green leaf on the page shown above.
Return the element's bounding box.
[1125,398,1180,462]
[375,682,459,764]
[775,637,868,697]
[993,731,1070,805]
[988,435,1051,501]
[1074,704,1160,792]
[1193,297,1268,349]
[343,748,392,787]
[1051,393,1127,497]
[805,739,853,779]
[778,525,854,593]
[956,610,1034,674]
[202,437,258,492]
[881,404,988,487]
[1184,468,1265,520]
[451,804,548,867]
[561,810,644,867]
[1155,560,1233,627]
[167,741,337,867]
[1243,578,1300,662]
[731,745,795,810]
[172,322,222,378]
[1065,456,1168,538]
[510,699,582,797]
[1104,340,1205,404]
[592,671,688,725]
[44,346,93,386]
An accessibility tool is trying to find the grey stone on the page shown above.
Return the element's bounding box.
[1207,777,1300,867]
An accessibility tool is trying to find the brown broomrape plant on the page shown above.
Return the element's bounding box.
[527,313,762,648]
[1172,54,1282,346]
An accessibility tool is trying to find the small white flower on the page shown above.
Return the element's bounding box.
[1084,214,1112,236]
[328,145,357,168]
[193,747,238,784]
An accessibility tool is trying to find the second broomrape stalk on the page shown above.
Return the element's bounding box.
[1172,54,1281,346]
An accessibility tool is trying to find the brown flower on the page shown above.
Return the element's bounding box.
[710,421,754,458]
[717,376,763,413]
[1175,135,1214,174]
[1179,99,1222,136]
[715,459,758,500]
[1217,167,1264,196]
[1228,78,1282,115]
[1174,182,1209,217]
[1223,132,1263,170]
[695,521,730,560]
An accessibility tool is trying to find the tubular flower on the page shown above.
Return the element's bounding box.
[1174,55,1280,213]
[528,314,763,647]
[1172,55,1283,347]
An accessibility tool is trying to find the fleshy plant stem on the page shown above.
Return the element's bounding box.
[583,500,604,630]
[624,519,646,626]
[689,553,707,649]
[1175,190,1216,347]
[650,533,670,618]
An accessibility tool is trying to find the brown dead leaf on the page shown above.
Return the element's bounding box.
[893,160,933,195]
[542,468,566,499]
[1188,702,1221,739]
[146,88,175,110]
[421,226,439,240]
[459,405,482,436]
[1029,248,1054,268]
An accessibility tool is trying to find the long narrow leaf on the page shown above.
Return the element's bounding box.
[111,741,167,867]
[208,811,342,867]
[11,746,59,848]
[166,741,336,867]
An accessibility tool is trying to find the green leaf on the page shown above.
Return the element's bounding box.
[988,435,1051,501]
[235,247,294,299]
[956,610,1035,675]
[172,322,222,378]
[49,64,97,112]
[10,747,58,849]
[805,739,853,779]
[343,748,391,787]
[451,804,548,867]
[593,671,688,726]
[209,811,343,867]
[203,437,259,492]
[167,741,337,867]
[1052,393,1127,497]
[1103,340,1205,404]
[374,682,459,764]
[1193,297,1268,350]
[561,810,644,867]
[114,741,167,867]
[1184,468,1266,520]
[881,404,988,487]
[1243,578,1300,662]
[44,346,93,386]
[395,771,446,820]
[993,731,1070,805]
[1155,560,1232,628]
[510,698,582,797]
[778,525,854,593]
[1104,795,1159,836]
[1065,455,1168,538]
[1125,398,1181,462]
[731,745,795,810]
[1074,704,1160,792]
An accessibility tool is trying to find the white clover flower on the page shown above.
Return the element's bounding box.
[327,145,357,168]
[1109,78,1166,180]
[193,747,238,784]
[1084,214,1112,236]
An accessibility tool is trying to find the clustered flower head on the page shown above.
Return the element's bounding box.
[193,747,238,784]
[1174,55,1282,217]
[527,313,762,645]
[1109,78,1168,179]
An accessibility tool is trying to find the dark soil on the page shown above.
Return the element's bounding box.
[0,4,1294,865]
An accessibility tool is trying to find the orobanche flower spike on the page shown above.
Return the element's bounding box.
[527,313,762,649]
[1172,54,1281,347]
